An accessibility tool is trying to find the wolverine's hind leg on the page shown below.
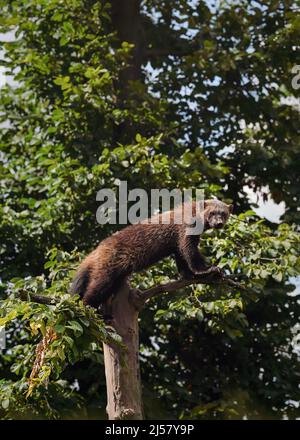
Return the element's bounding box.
[70,267,90,298]
[82,272,123,308]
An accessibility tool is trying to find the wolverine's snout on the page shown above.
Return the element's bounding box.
[209,216,225,229]
[214,221,224,229]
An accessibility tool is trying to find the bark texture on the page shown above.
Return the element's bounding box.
[103,283,143,420]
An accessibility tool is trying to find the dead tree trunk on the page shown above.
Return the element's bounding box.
[103,282,143,420]
[101,271,246,420]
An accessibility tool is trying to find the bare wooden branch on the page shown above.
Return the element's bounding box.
[19,290,59,305]
[18,271,249,308]
[126,268,252,310]
[141,274,216,302]
[139,271,249,303]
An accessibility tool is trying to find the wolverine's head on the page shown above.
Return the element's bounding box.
[204,199,233,230]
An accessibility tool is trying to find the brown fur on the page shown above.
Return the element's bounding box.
[71,199,233,308]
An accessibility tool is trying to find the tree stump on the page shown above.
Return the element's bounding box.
[102,282,144,420]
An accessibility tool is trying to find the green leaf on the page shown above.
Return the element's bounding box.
[66,321,84,334]
[2,399,9,409]
[272,272,283,282]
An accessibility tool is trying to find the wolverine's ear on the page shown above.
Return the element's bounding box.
[228,204,233,213]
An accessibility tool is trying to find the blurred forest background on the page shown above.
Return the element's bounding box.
[0,0,300,420]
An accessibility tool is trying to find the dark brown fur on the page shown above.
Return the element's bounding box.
[71,199,233,308]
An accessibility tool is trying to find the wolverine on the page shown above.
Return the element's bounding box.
[71,199,233,308]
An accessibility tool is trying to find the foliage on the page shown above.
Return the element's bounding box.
[0,0,299,420]
[0,249,122,418]
[143,0,300,221]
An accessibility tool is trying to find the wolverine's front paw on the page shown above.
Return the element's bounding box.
[206,266,223,277]
[207,265,220,272]
[195,266,223,277]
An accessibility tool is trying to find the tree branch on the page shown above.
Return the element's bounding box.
[19,290,59,305]
[18,272,250,309]
[140,271,248,303]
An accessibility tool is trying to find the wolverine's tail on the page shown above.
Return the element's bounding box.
[70,267,90,299]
